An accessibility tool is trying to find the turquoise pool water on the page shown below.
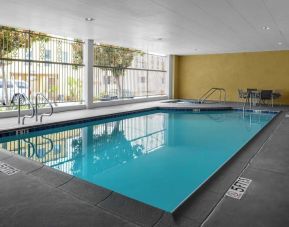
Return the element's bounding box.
[0,110,275,212]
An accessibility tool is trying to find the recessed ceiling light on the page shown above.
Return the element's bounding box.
[278,42,283,45]
[85,17,94,22]
[262,26,270,30]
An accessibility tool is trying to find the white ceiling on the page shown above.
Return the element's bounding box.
[1,0,289,55]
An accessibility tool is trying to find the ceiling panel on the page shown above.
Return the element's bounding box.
[0,0,288,55]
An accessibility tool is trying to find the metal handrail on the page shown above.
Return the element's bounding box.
[243,96,250,112]
[198,88,226,104]
[11,93,35,125]
[242,90,259,112]
[35,93,54,123]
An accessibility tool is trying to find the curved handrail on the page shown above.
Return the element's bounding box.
[11,93,35,125]
[21,93,35,125]
[198,88,226,104]
[35,93,54,123]
[242,95,251,114]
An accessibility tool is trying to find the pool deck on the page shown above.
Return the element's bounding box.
[0,101,289,227]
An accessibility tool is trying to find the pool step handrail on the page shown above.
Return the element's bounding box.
[243,96,249,111]
[198,88,226,104]
[11,93,35,125]
[35,93,54,123]
[242,89,257,112]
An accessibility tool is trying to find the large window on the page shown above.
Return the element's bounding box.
[0,26,168,113]
[0,27,84,109]
[93,44,167,101]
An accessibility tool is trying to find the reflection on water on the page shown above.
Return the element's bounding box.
[0,112,166,175]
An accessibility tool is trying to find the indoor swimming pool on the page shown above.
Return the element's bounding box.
[0,109,276,212]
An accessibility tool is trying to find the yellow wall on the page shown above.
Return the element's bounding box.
[176,50,289,104]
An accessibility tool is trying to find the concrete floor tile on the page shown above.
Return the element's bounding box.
[0,173,136,227]
[30,166,73,187]
[155,213,200,227]
[251,152,289,176]
[203,168,289,227]
[175,190,221,223]
[99,192,163,226]
[3,155,43,173]
[0,149,12,160]
[250,134,289,176]
[59,177,112,205]
[240,167,289,200]
[204,170,239,194]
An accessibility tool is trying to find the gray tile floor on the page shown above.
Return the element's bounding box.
[0,100,288,227]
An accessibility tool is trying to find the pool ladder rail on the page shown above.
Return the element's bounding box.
[11,93,35,125]
[35,93,54,123]
[242,95,251,112]
[11,93,53,125]
[198,88,226,104]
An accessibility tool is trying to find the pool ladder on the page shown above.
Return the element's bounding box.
[11,93,53,125]
[198,88,226,104]
[35,93,54,123]
[242,96,251,112]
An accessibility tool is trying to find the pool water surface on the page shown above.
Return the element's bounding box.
[0,110,276,212]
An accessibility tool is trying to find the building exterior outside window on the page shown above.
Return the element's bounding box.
[0,26,168,111]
